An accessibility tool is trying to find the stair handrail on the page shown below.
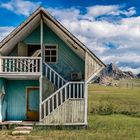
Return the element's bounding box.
[42,81,84,104]
[44,62,67,83]
[42,82,69,104]
[41,81,85,120]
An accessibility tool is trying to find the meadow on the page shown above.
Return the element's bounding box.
[0,79,140,140]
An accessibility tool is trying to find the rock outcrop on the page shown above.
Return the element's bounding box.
[93,63,139,85]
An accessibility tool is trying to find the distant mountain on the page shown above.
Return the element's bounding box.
[137,73,140,78]
[93,63,139,85]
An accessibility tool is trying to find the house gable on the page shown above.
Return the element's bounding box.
[23,23,85,80]
[0,7,105,82]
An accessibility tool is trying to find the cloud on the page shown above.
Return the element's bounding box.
[86,5,136,18]
[112,7,136,17]
[48,6,139,74]
[0,26,15,42]
[0,4,139,73]
[1,0,41,16]
[87,5,120,17]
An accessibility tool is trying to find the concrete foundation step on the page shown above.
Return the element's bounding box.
[12,126,33,135]
[15,126,33,130]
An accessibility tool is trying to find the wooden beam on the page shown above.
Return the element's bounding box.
[39,18,43,122]
[84,52,88,125]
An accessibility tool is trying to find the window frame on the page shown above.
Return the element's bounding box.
[44,44,58,63]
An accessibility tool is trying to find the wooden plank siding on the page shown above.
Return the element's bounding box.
[24,24,85,81]
[85,52,103,81]
[42,99,85,124]
[42,76,56,101]
[2,80,39,120]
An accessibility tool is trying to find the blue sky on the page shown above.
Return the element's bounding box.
[0,0,140,74]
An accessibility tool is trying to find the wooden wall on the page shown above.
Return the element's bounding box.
[86,53,103,81]
[24,24,85,80]
[42,76,56,101]
[3,80,39,121]
[42,99,85,124]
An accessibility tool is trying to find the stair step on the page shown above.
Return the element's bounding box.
[15,126,33,130]
[12,126,33,135]
[12,130,31,135]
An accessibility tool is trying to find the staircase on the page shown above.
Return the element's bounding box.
[41,63,85,123]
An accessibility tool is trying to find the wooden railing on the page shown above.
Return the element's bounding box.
[41,82,85,120]
[0,57,41,73]
[45,62,66,88]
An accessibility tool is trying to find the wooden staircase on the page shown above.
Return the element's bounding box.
[41,63,85,124]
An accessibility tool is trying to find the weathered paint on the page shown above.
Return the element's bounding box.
[42,76,56,101]
[43,24,85,80]
[43,99,85,124]
[0,78,6,121]
[24,25,40,44]
[24,24,85,80]
[27,88,39,121]
[4,80,39,121]
[28,89,39,111]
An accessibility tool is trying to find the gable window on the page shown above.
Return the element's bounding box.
[45,45,58,63]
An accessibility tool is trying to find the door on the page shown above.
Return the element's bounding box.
[26,87,39,121]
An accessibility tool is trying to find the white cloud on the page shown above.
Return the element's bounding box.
[111,7,136,17]
[48,6,140,74]
[1,0,41,16]
[0,4,139,73]
[86,5,136,18]
[119,67,140,74]
[87,5,120,17]
[0,26,15,42]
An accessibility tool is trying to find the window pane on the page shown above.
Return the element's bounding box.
[46,46,56,49]
[45,50,50,55]
[51,57,56,62]
[45,57,51,62]
[45,45,57,63]
[51,50,56,55]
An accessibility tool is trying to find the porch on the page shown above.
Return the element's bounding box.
[0,56,41,78]
[0,79,40,121]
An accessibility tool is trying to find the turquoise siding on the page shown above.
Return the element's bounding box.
[4,80,39,121]
[0,78,6,121]
[24,24,85,80]
[43,25,85,80]
[28,89,39,111]
[24,25,40,44]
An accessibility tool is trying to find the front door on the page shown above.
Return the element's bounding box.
[26,87,39,121]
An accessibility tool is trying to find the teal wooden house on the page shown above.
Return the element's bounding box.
[0,7,105,125]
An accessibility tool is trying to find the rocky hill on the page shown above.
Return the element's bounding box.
[137,73,140,78]
[93,63,139,85]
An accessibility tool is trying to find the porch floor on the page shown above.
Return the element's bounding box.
[0,121,87,127]
[0,121,39,126]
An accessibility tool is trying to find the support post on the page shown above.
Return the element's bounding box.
[0,55,3,73]
[84,52,88,125]
[0,95,2,122]
[39,18,43,122]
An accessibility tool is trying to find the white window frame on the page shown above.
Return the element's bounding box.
[44,44,58,63]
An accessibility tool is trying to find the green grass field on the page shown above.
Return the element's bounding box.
[0,79,140,140]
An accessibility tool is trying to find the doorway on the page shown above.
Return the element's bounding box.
[26,87,39,121]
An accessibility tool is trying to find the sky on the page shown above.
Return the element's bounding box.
[0,0,140,74]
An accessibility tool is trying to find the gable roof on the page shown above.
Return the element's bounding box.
[0,7,105,67]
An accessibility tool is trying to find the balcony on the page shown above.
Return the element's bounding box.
[0,56,41,79]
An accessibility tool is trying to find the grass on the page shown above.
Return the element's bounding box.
[89,82,140,117]
[0,79,140,140]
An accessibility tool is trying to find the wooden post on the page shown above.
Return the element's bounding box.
[84,52,88,125]
[39,18,43,122]
[0,55,3,73]
[0,94,2,122]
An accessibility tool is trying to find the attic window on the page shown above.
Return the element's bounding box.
[45,45,58,63]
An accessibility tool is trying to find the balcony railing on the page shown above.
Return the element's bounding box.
[0,56,41,74]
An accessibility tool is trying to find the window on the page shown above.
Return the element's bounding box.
[45,45,57,63]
